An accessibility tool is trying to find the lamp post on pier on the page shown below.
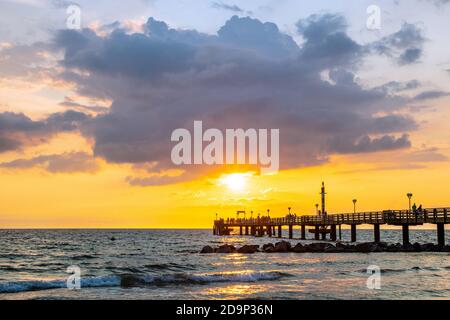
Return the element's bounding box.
[353,199,357,214]
[315,203,319,215]
[407,193,413,212]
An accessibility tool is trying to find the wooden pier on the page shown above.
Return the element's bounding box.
[213,208,449,247]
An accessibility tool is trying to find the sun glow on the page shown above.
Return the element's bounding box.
[218,173,250,192]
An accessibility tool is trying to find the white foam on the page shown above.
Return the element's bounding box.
[0,271,289,294]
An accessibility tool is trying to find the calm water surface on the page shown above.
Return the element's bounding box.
[0,229,449,300]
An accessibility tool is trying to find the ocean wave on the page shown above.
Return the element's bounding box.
[139,271,291,286]
[69,254,98,260]
[357,266,443,274]
[0,271,291,294]
[0,275,120,294]
[143,262,196,271]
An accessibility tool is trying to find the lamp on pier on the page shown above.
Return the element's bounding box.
[315,203,319,215]
[407,193,413,211]
[352,199,357,214]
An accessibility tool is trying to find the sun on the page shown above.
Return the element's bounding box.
[219,173,250,192]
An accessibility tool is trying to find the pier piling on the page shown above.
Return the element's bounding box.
[330,225,337,241]
[278,225,282,238]
[437,223,445,247]
[301,225,306,240]
[288,225,293,239]
[351,225,357,242]
[402,224,410,246]
[374,224,380,243]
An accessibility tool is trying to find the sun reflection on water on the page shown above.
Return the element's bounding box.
[204,283,267,299]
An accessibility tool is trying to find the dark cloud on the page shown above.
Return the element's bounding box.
[0,112,43,132]
[413,90,450,100]
[297,14,361,68]
[0,136,21,153]
[5,14,440,183]
[49,15,422,182]
[329,134,411,154]
[374,80,421,94]
[212,2,244,13]
[218,16,298,59]
[370,23,425,65]
[59,97,109,114]
[0,110,89,152]
[0,152,99,173]
[399,48,422,64]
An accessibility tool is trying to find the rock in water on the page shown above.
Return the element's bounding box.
[421,243,437,252]
[355,242,379,253]
[324,244,339,253]
[403,243,416,252]
[306,243,333,252]
[200,245,214,254]
[262,243,275,252]
[216,244,237,253]
[412,242,422,252]
[274,241,291,252]
[292,243,306,253]
[237,245,259,254]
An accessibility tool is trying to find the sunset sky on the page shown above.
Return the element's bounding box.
[1,0,450,228]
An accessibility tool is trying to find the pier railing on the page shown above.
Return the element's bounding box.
[215,207,450,227]
[213,207,449,246]
[424,208,449,224]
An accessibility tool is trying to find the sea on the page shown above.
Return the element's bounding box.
[0,229,449,300]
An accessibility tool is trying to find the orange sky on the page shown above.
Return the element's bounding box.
[1,137,450,228]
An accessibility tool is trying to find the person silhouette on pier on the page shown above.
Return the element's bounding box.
[412,203,417,213]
